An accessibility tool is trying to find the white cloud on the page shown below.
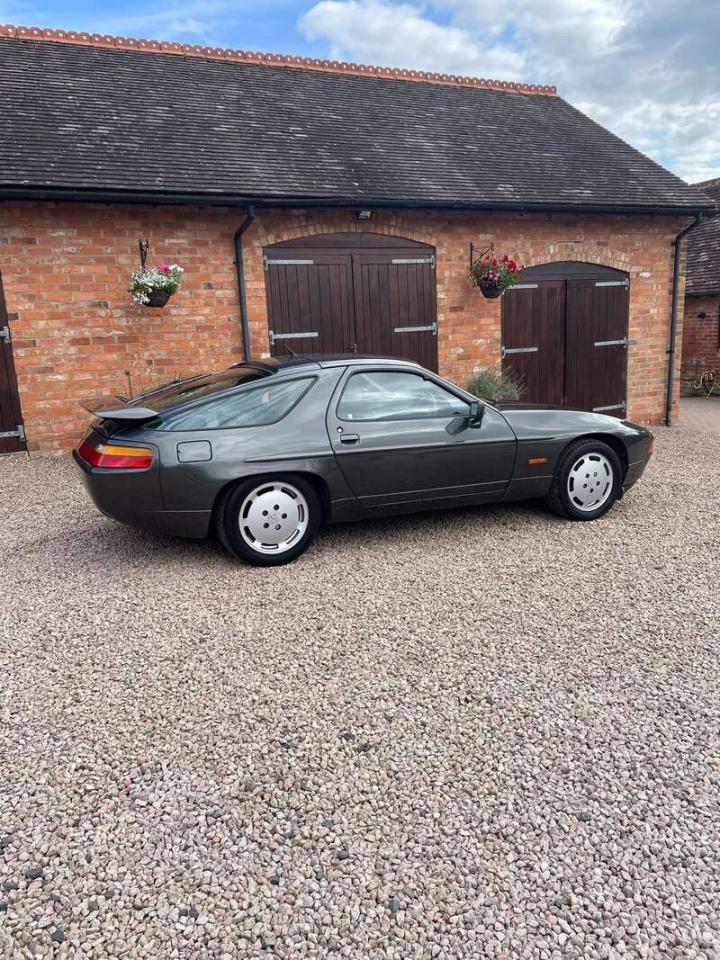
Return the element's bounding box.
[300,0,524,79]
[299,0,720,181]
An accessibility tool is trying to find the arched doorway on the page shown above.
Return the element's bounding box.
[263,232,438,370]
[501,261,629,413]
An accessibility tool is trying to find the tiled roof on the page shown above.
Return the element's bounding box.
[0,26,713,213]
[686,180,720,296]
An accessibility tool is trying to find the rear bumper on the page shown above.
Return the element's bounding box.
[73,449,211,539]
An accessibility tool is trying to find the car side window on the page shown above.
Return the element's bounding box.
[156,377,314,430]
[337,371,470,422]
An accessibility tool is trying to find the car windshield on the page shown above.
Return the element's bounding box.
[132,366,269,412]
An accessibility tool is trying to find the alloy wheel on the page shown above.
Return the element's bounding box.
[239,481,309,554]
[566,453,614,512]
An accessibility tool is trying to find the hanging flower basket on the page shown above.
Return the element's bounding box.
[130,264,184,307]
[478,279,504,299]
[145,289,172,308]
[470,253,524,299]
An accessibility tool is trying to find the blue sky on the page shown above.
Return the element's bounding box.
[3,0,719,182]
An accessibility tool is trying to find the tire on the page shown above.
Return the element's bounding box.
[545,439,622,521]
[216,474,321,566]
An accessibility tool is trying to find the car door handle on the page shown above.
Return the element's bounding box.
[339,433,360,444]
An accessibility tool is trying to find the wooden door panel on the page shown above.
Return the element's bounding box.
[566,279,628,413]
[0,272,26,454]
[353,253,438,371]
[265,251,355,355]
[502,281,565,405]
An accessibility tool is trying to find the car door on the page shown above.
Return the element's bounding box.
[326,366,516,509]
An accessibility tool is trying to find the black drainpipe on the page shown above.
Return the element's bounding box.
[234,204,256,361]
[665,213,702,426]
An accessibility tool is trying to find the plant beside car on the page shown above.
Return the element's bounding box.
[467,366,523,404]
[130,263,184,307]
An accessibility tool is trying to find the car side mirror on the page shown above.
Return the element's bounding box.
[445,400,484,435]
[468,401,484,427]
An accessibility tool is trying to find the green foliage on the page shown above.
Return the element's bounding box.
[130,264,184,305]
[466,366,523,404]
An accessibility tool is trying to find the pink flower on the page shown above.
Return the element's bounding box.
[158,264,170,272]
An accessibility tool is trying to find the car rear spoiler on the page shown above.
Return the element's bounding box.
[80,396,160,421]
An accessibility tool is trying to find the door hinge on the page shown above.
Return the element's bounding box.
[394,322,437,335]
[0,424,25,441]
[594,337,629,348]
[0,325,10,343]
[506,283,539,290]
[501,346,539,358]
[595,278,629,288]
[268,329,319,346]
[264,256,314,271]
[592,402,626,414]
[391,256,435,268]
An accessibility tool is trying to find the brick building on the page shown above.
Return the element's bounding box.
[681,179,720,394]
[0,24,713,453]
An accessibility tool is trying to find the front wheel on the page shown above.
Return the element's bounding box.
[545,439,622,521]
[216,475,321,565]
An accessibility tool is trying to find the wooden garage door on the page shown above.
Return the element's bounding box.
[502,262,629,414]
[264,233,438,371]
[0,271,26,454]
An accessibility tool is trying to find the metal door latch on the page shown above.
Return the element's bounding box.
[501,346,539,358]
[0,424,25,441]
[268,330,319,346]
[594,338,629,348]
[394,322,437,335]
[592,403,627,414]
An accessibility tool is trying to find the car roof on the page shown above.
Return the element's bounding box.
[234,354,423,374]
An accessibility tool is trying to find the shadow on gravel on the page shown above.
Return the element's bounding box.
[69,497,558,569]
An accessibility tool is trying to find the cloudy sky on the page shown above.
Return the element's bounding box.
[3,0,718,182]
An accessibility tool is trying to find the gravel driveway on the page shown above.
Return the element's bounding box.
[1,426,719,960]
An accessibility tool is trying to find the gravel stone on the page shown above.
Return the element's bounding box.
[0,426,718,959]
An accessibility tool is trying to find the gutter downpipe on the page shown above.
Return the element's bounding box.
[665,214,702,426]
[234,204,256,361]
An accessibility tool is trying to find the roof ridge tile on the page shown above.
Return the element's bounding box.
[0,22,558,96]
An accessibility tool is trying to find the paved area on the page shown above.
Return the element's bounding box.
[0,427,719,960]
[679,397,720,434]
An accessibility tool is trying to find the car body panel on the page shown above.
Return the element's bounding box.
[326,366,517,508]
[73,355,654,539]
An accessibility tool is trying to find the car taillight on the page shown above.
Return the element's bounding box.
[77,439,154,469]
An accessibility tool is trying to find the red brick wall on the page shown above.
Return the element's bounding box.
[0,201,687,453]
[680,295,720,393]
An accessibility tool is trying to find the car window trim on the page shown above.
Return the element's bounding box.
[154,375,317,432]
[335,368,471,424]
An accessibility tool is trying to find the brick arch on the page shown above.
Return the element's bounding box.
[252,214,438,250]
[264,229,434,250]
[522,246,631,274]
[521,259,629,280]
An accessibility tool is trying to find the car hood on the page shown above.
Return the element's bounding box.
[493,402,650,441]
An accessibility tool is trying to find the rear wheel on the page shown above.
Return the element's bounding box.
[546,439,622,521]
[217,475,321,565]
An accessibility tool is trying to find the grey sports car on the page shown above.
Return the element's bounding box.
[74,355,653,566]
